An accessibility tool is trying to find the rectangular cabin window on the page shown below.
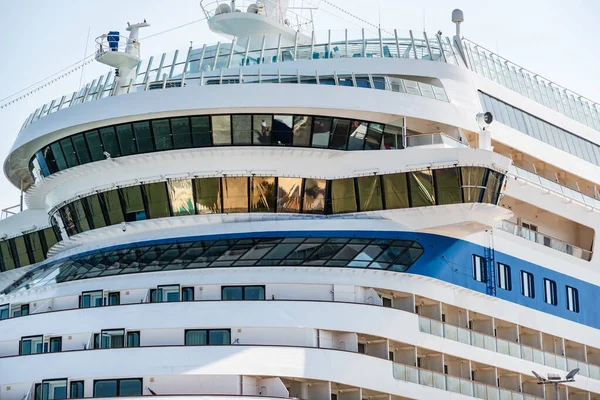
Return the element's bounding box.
[143,182,171,219]
[190,116,212,147]
[93,378,142,397]
[223,177,248,212]
[409,170,435,207]
[356,176,382,211]
[80,290,103,308]
[114,124,136,156]
[521,271,535,298]
[276,177,302,213]
[292,115,312,146]
[347,121,368,150]
[303,178,326,214]
[250,177,276,212]
[544,278,558,305]
[252,114,272,145]
[472,255,486,282]
[185,329,231,345]
[85,130,106,162]
[42,379,67,400]
[566,286,579,312]
[70,381,84,399]
[101,329,125,348]
[132,121,155,153]
[497,263,511,290]
[0,304,9,320]
[101,190,125,225]
[222,285,265,300]
[120,186,147,222]
[434,168,463,205]
[71,134,91,165]
[311,117,332,148]
[364,122,384,150]
[152,119,173,151]
[168,179,195,216]
[171,117,192,149]
[232,115,252,145]
[331,178,357,214]
[194,178,222,214]
[330,118,351,150]
[212,115,232,145]
[20,335,43,355]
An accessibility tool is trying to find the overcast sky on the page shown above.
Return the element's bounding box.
[0,0,598,212]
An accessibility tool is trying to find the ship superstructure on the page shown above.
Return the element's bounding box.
[1,2,599,400]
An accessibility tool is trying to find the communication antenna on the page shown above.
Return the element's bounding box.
[452,9,464,36]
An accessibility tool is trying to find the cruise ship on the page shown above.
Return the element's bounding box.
[1,1,599,399]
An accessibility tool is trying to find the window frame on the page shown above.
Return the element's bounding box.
[497,262,511,291]
[566,285,580,313]
[93,378,143,397]
[472,255,487,283]
[544,278,558,306]
[221,285,266,300]
[521,270,535,298]
[184,328,232,346]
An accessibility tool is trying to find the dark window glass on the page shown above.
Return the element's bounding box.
[434,168,462,205]
[108,292,120,305]
[331,178,357,213]
[244,286,265,300]
[461,167,486,203]
[114,124,136,156]
[223,177,248,212]
[0,241,16,271]
[222,286,243,300]
[133,121,154,153]
[273,115,293,145]
[70,381,84,399]
[71,134,91,165]
[40,147,57,175]
[94,381,117,397]
[13,236,30,267]
[409,170,435,207]
[42,379,67,400]
[185,329,207,345]
[277,177,302,213]
[28,232,45,263]
[59,206,78,236]
[168,179,195,216]
[49,337,62,353]
[253,114,272,144]
[143,182,170,219]
[293,115,312,146]
[303,178,326,214]
[364,123,384,150]
[99,190,125,225]
[71,200,91,233]
[120,186,147,222]
[85,130,106,162]
[182,287,194,301]
[191,116,212,146]
[152,119,173,151]
[482,170,503,204]
[171,117,192,149]
[312,117,332,148]
[357,176,382,211]
[347,121,368,150]
[42,227,58,250]
[195,178,222,214]
[250,176,275,212]
[99,126,123,157]
[232,114,252,145]
[127,331,140,347]
[208,329,230,344]
[60,138,79,168]
[85,195,107,229]
[101,329,125,348]
[330,119,351,150]
[212,115,232,145]
[50,142,68,171]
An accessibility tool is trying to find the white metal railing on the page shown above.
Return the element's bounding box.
[95,34,140,59]
[392,362,542,400]
[498,220,592,261]
[463,39,600,133]
[418,316,600,381]
[21,28,460,131]
[406,133,467,148]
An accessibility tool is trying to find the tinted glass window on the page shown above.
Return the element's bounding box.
[171,117,192,149]
[222,286,243,300]
[357,176,382,211]
[223,177,248,212]
[99,126,122,157]
[191,116,212,146]
[253,114,272,144]
[251,177,275,212]
[293,115,312,146]
[152,119,173,151]
[383,173,409,209]
[195,178,222,214]
[277,177,302,213]
[168,179,195,216]
[364,123,384,150]
[347,121,368,150]
[185,330,207,345]
[115,124,136,156]
[208,329,230,345]
[120,186,146,222]
[71,134,91,164]
[434,168,462,205]
[232,115,252,145]
[409,171,435,207]
[50,142,67,171]
[212,115,231,145]
[312,117,331,148]
[85,194,107,229]
[303,178,326,214]
[85,130,106,162]
[331,178,357,213]
[330,119,351,150]
[60,138,79,168]
[94,380,117,397]
[144,182,170,218]
[119,379,142,396]
[461,167,486,203]
[273,115,293,145]
[133,121,154,153]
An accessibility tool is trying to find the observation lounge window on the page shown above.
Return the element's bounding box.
[253,114,272,144]
[191,116,212,147]
[115,124,136,155]
[185,329,231,345]
[195,177,221,214]
[221,285,265,300]
[434,168,462,205]
[41,379,67,400]
[251,176,276,212]
[312,117,332,148]
[277,177,302,213]
[273,115,293,145]
[85,130,105,162]
[133,121,154,153]
[331,178,357,213]
[330,118,351,150]
[93,378,142,397]
[99,127,122,157]
[150,285,180,302]
[223,177,248,212]
[293,115,312,146]
[171,117,192,149]
[232,115,252,145]
[143,182,170,219]
[408,171,435,207]
[152,119,173,151]
[80,290,103,308]
[357,176,383,211]
[120,186,147,221]
[168,179,195,216]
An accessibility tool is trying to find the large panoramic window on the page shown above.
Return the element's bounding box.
[185,329,231,345]
[93,379,142,397]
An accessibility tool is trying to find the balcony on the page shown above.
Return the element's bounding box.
[498,220,592,261]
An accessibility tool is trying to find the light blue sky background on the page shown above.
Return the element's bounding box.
[0,0,598,212]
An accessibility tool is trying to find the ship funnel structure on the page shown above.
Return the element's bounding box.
[95,20,150,95]
[200,0,315,49]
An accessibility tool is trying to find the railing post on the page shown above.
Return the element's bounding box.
[293,31,299,61]
[409,30,417,59]
[423,31,433,61]
[168,49,179,79]
[212,42,221,70]
[227,37,236,68]
[394,29,400,58]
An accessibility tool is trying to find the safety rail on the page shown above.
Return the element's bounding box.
[418,316,600,380]
[95,34,140,59]
[392,361,542,400]
[406,133,467,148]
[463,39,600,133]
[499,220,592,261]
[1,204,21,220]
[20,28,461,131]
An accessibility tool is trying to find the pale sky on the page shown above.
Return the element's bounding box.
[0,0,598,212]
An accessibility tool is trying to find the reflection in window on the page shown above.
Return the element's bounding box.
[93,379,142,397]
[85,130,105,162]
[331,178,357,213]
[115,124,136,156]
[382,174,409,209]
[293,115,312,146]
[171,117,192,149]
[312,117,332,148]
[120,186,147,221]
[60,138,78,168]
[195,178,221,214]
[223,177,248,212]
[409,171,435,207]
[70,381,84,399]
[72,134,91,164]
[13,236,30,268]
[101,329,125,348]
[347,121,368,150]
[357,176,382,211]
[461,167,486,203]
[365,123,384,150]
[482,170,503,204]
[253,114,272,144]
[212,115,231,145]
[303,178,326,214]
[144,182,170,219]
[85,195,107,229]
[277,177,302,213]
[133,121,154,153]
[42,379,67,400]
[273,115,293,145]
[251,177,275,212]
[330,119,351,150]
[232,115,252,145]
[168,179,195,216]
[50,142,67,171]
[152,119,173,151]
[434,168,462,205]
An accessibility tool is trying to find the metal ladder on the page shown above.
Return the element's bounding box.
[484,229,497,296]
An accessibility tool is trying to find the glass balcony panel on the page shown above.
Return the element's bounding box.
[497,338,509,355]
[444,324,458,341]
[578,362,589,377]
[589,364,600,380]
[473,382,487,399]
[544,352,556,368]
[522,346,533,362]
[509,342,521,358]
[484,335,496,351]
[460,379,474,396]
[487,386,500,400]
[532,348,544,364]
[457,327,471,344]
[446,376,461,393]
[433,372,446,389]
[430,320,444,337]
[418,83,435,99]
[393,363,406,380]
[419,370,434,387]
[471,331,485,349]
